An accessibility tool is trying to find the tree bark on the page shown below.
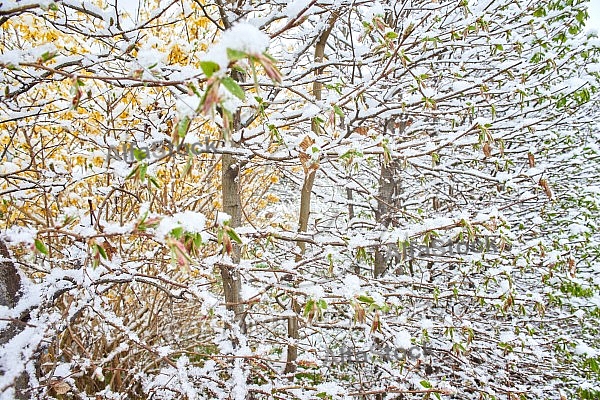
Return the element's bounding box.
[0,239,20,310]
[0,239,30,399]
[220,67,246,334]
[285,13,338,375]
[374,119,407,277]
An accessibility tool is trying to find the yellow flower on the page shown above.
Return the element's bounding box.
[74,155,87,165]
[0,133,11,145]
[93,156,105,166]
[168,44,187,65]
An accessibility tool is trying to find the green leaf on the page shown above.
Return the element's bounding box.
[139,163,147,181]
[125,165,140,179]
[576,10,586,25]
[221,77,245,100]
[148,175,161,188]
[385,31,398,39]
[40,51,58,62]
[225,226,243,244]
[170,226,184,239]
[187,82,201,97]
[226,48,247,61]
[193,233,203,248]
[420,380,432,389]
[303,299,315,317]
[95,244,107,259]
[333,105,344,117]
[34,239,48,255]
[200,61,220,78]
[178,116,191,138]
[357,295,374,304]
[133,148,147,161]
[533,7,545,17]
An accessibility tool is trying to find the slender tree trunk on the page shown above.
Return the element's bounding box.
[374,159,401,277]
[220,68,246,334]
[285,14,338,375]
[374,119,407,278]
[221,152,246,332]
[0,240,20,310]
[0,239,30,399]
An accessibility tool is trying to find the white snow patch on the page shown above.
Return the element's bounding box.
[341,275,362,298]
[155,211,207,240]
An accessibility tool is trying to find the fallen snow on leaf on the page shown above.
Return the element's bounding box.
[204,23,270,71]
[155,211,208,241]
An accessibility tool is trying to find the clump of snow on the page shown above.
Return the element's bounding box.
[155,211,208,240]
[574,342,599,357]
[136,47,165,68]
[103,222,135,235]
[341,275,362,298]
[301,103,321,118]
[419,318,434,330]
[361,2,386,20]
[0,162,19,175]
[204,23,270,71]
[394,330,413,348]
[316,382,346,397]
[221,23,269,56]
[0,49,22,66]
[216,212,231,225]
[2,226,36,245]
[53,362,71,378]
[175,95,201,119]
[299,282,325,299]
[283,0,314,18]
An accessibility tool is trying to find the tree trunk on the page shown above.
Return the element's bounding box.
[374,118,407,277]
[0,239,21,310]
[221,150,246,333]
[285,13,338,375]
[0,239,30,399]
[220,67,246,334]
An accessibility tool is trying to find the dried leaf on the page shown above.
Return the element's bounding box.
[354,126,369,135]
[482,142,492,158]
[102,240,116,260]
[353,301,366,324]
[298,153,309,163]
[568,258,576,278]
[539,178,552,199]
[299,136,314,151]
[298,136,319,173]
[528,152,535,167]
[224,235,233,255]
[51,380,70,395]
[371,310,381,333]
